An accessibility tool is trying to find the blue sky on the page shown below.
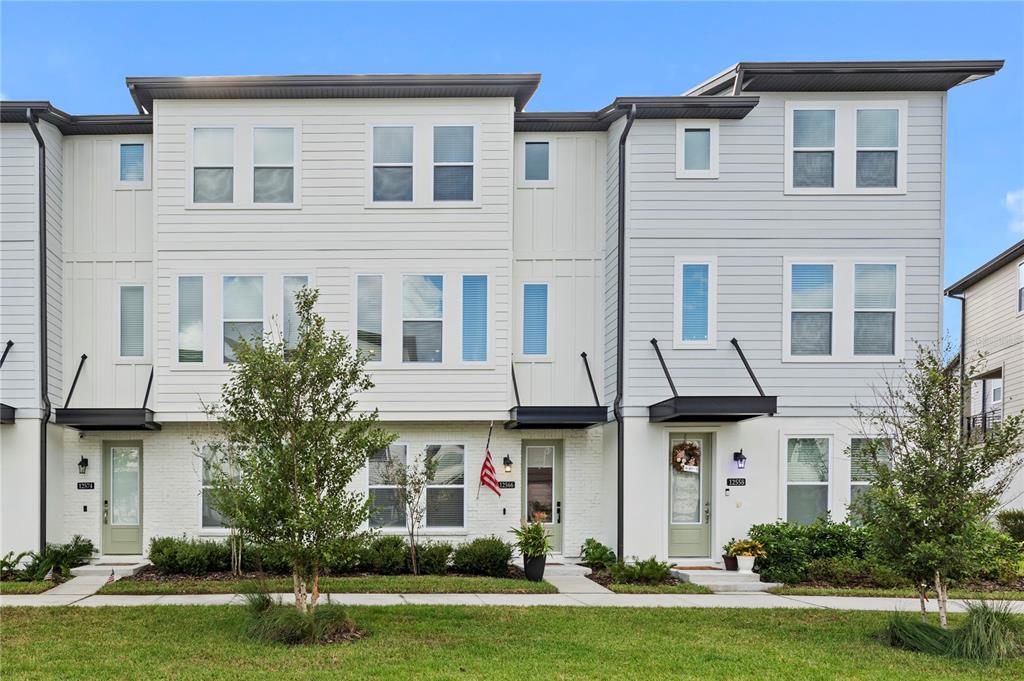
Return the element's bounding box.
[2,1,1022,344]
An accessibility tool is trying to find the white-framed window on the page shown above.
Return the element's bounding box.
[1018,262,1023,313]
[402,274,443,363]
[357,274,384,362]
[368,444,408,529]
[201,446,239,530]
[786,436,831,525]
[462,275,488,362]
[854,263,897,356]
[522,282,549,357]
[784,100,907,194]
[177,275,204,364]
[222,275,263,364]
[117,284,146,360]
[789,264,834,357]
[425,444,465,528]
[433,126,474,202]
[282,275,308,357]
[117,141,148,187]
[849,437,892,524]
[192,127,235,204]
[524,141,550,182]
[253,127,296,204]
[991,378,1003,405]
[675,120,719,179]
[372,126,414,202]
[674,258,716,348]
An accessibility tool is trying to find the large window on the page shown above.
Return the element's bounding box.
[849,437,891,512]
[856,109,899,188]
[253,127,295,203]
[368,445,408,529]
[223,276,263,363]
[177,276,203,363]
[282,275,308,356]
[854,264,897,355]
[522,283,549,356]
[403,275,443,363]
[372,126,414,202]
[425,444,465,528]
[119,143,145,183]
[357,275,383,361]
[676,120,719,179]
[462,275,488,362]
[119,285,145,359]
[201,447,239,529]
[433,126,473,201]
[193,127,234,203]
[675,259,715,348]
[791,109,835,188]
[790,264,834,356]
[786,437,830,525]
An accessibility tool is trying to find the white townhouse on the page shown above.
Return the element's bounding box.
[0,60,1003,564]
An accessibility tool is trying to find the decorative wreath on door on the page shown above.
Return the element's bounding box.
[671,441,702,474]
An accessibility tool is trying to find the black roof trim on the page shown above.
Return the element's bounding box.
[648,395,778,423]
[0,403,14,425]
[125,73,543,114]
[685,60,1004,96]
[505,405,609,429]
[55,407,161,431]
[515,96,759,132]
[0,101,152,135]
[945,239,1024,295]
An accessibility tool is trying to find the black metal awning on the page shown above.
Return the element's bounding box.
[55,407,161,431]
[505,352,608,429]
[647,338,778,423]
[0,403,14,425]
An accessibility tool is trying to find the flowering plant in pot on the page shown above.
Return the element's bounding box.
[728,539,766,574]
[510,521,552,582]
[721,539,739,571]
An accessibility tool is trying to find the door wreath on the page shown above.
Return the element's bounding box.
[671,441,701,474]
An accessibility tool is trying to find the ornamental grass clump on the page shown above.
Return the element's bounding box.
[242,589,363,645]
[886,600,1023,663]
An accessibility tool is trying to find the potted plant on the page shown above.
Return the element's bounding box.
[728,539,766,574]
[721,539,739,571]
[510,521,552,582]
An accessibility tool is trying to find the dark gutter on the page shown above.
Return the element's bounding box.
[944,239,1024,295]
[614,104,636,560]
[1,102,151,135]
[26,109,49,555]
[946,293,967,410]
[515,96,759,132]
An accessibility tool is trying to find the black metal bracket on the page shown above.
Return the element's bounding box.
[64,354,87,409]
[729,338,766,398]
[649,338,678,397]
[510,363,521,407]
[0,340,12,369]
[580,352,601,407]
[143,366,154,409]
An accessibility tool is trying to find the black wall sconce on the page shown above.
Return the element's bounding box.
[78,456,89,475]
[733,450,747,470]
[503,455,514,473]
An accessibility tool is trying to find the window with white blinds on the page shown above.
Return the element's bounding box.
[792,109,835,188]
[854,264,897,355]
[357,275,383,362]
[253,127,295,203]
[522,283,549,356]
[790,264,833,356]
[223,276,263,363]
[373,126,414,202]
[283,275,308,356]
[676,261,715,347]
[786,437,830,525]
[403,275,443,363]
[119,143,145,183]
[462,275,487,362]
[193,127,234,204]
[433,126,473,201]
[856,109,899,188]
[425,444,465,528]
[369,445,408,529]
[119,285,145,358]
[849,437,891,519]
[177,276,203,363]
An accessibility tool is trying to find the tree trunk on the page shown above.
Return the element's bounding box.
[933,570,948,629]
[409,532,418,576]
[916,584,928,620]
[310,570,320,611]
[293,571,308,614]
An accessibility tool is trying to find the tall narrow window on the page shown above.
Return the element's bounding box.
[357,275,383,362]
[680,263,710,344]
[462,275,488,362]
[425,444,465,528]
[178,276,203,363]
[119,285,145,358]
[372,126,413,202]
[522,283,549,356]
[856,109,899,188]
[193,128,234,203]
[119,143,145,183]
[854,264,897,355]
[433,126,473,201]
[223,276,263,363]
[253,127,295,203]
[201,446,239,529]
[792,109,835,188]
[849,437,891,514]
[786,437,830,525]
[283,275,308,356]
[1018,262,1023,313]
[368,445,408,529]
[524,141,549,181]
[790,264,833,356]
[403,275,443,363]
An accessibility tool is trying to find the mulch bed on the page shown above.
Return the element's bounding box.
[119,564,532,584]
[792,575,1024,593]
[585,570,685,589]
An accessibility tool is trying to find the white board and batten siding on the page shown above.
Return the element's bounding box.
[622,92,946,417]
[152,98,516,421]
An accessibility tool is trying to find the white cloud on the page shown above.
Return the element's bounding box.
[1008,188,1024,234]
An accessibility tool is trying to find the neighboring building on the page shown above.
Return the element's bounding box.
[946,239,1024,508]
[0,60,1003,563]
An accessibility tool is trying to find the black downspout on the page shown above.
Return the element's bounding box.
[27,110,50,555]
[614,105,637,560]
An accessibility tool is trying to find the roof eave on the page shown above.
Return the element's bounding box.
[944,239,1024,295]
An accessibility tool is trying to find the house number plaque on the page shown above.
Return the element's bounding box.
[498,481,515,489]
[725,478,746,486]
[77,482,95,490]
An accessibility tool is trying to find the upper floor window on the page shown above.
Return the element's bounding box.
[1018,262,1023,313]
[676,120,719,179]
[524,141,550,181]
[786,436,831,525]
[674,259,716,348]
[372,126,414,202]
[856,109,899,188]
[282,275,308,356]
[789,264,834,357]
[991,378,1003,405]
[177,276,203,364]
[425,444,465,528]
[854,264,897,356]
[223,275,263,363]
[433,126,473,201]
[253,128,295,204]
[357,275,383,362]
[119,143,146,183]
[791,109,835,188]
[193,127,234,204]
[118,284,145,359]
[522,283,549,357]
[462,275,488,362]
[403,275,443,363]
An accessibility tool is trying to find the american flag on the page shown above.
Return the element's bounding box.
[42,566,54,581]
[478,423,501,497]
[106,569,116,584]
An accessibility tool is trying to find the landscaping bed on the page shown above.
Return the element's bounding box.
[0,581,55,595]
[585,570,710,594]
[771,585,1024,601]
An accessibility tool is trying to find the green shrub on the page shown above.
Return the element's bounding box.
[748,517,869,584]
[148,536,229,576]
[414,542,452,576]
[359,535,409,575]
[1,551,31,582]
[804,555,909,589]
[996,510,1024,543]
[242,543,292,576]
[970,526,1023,584]
[579,538,616,572]
[148,536,183,574]
[451,537,512,577]
[609,557,672,585]
[27,535,95,580]
[804,519,869,560]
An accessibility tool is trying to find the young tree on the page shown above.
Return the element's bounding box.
[202,287,395,613]
[379,449,437,575]
[851,341,1023,627]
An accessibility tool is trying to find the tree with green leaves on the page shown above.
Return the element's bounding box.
[379,449,437,575]
[851,341,1023,627]
[201,287,395,613]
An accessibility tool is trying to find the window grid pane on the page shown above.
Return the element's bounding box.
[793,110,835,147]
[856,109,899,148]
[425,444,465,528]
[373,167,413,202]
[369,444,408,529]
[357,275,383,362]
[854,264,897,355]
[120,286,144,357]
[522,283,548,355]
[433,127,473,163]
[178,276,203,363]
[433,166,473,201]
[283,276,308,352]
[681,264,710,342]
[403,274,443,363]
[254,128,293,166]
[524,142,549,181]
[683,129,711,171]
[119,144,144,182]
[793,151,834,188]
[433,126,473,201]
[223,276,263,364]
[787,437,829,525]
[462,275,488,362]
[193,168,233,203]
[373,127,413,202]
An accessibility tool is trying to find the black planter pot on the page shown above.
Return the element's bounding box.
[722,555,738,571]
[523,555,547,582]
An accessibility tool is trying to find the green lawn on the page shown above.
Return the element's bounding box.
[606,582,712,594]
[0,581,54,595]
[98,574,555,595]
[3,606,1022,679]
[771,585,1024,601]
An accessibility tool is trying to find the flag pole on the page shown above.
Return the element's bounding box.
[478,421,494,500]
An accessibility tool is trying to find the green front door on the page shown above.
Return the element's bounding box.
[667,433,712,558]
[522,440,563,554]
[103,442,143,555]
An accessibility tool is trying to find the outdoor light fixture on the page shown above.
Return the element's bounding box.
[733,450,747,470]
[78,456,89,475]
[503,455,514,473]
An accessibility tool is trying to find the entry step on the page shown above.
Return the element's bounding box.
[672,568,781,593]
[71,557,150,578]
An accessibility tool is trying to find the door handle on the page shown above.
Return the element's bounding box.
[703,501,711,524]
[556,501,561,524]
[104,500,109,525]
